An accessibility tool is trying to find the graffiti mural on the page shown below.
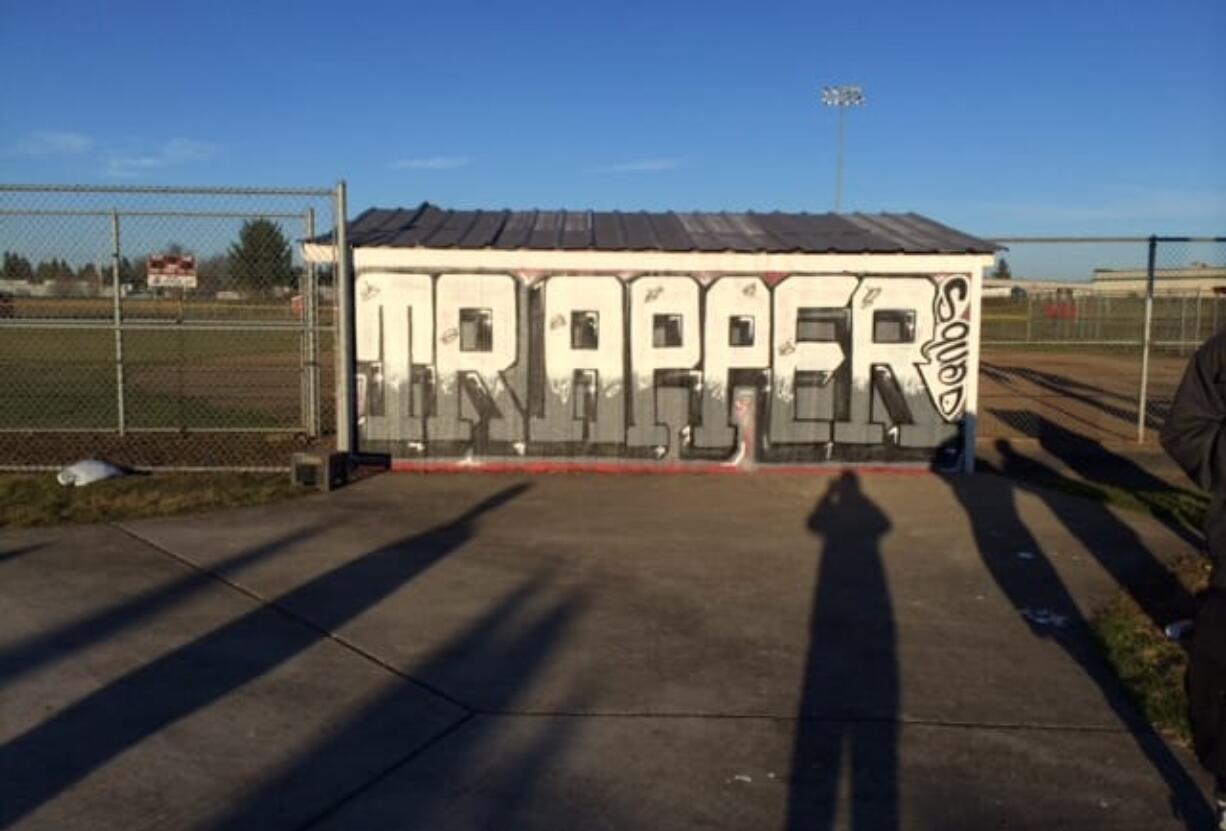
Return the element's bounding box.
[355,271,974,467]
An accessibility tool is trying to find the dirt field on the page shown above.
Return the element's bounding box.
[978,345,1190,445]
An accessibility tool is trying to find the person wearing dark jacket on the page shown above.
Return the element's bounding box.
[1161,331,1226,827]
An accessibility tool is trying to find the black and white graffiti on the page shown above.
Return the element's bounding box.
[355,271,974,466]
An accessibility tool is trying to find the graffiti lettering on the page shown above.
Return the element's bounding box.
[917,274,972,422]
[354,271,974,465]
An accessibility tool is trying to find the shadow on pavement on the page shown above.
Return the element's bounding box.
[209,572,590,831]
[1004,413,1206,555]
[0,542,43,564]
[991,427,1200,627]
[0,482,532,829]
[944,467,1214,828]
[787,471,899,830]
[0,523,324,686]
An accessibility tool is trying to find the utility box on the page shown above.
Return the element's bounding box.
[290,451,348,491]
[305,204,997,472]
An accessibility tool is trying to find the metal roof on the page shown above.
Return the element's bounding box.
[322,202,998,254]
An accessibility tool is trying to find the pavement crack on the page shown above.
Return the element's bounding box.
[292,711,478,831]
[111,522,475,715]
[470,708,1138,735]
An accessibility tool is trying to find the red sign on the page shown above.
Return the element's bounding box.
[148,254,198,289]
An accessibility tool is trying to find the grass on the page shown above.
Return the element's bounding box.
[1090,554,1212,746]
[1022,472,1208,551]
[0,328,306,430]
[0,472,307,529]
[995,459,1212,746]
[11,295,335,326]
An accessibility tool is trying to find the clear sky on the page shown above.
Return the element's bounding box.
[1,0,1223,243]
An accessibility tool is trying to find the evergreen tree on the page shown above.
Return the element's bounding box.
[78,262,100,287]
[2,252,34,282]
[227,219,294,293]
[993,257,1013,280]
[34,259,56,283]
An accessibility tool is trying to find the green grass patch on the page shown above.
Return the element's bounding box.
[992,458,1212,746]
[0,328,303,430]
[1091,549,1213,745]
[1053,479,1207,546]
[0,472,307,528]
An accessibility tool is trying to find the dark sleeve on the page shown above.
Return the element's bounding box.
[1161,335,1226,491]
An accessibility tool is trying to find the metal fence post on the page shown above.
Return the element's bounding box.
[1179,294,1188,355]
[1136,235,1156,443]
[110,210,126,436]
[1194,290,1202,348]
[302,208,320,438]
[334,181,357,454]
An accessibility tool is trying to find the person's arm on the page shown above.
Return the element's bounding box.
[1161,336,1226,491]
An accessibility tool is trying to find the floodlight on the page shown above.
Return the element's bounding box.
[821,84,866,211]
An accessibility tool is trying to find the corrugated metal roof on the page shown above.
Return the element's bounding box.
[324,202,998,254]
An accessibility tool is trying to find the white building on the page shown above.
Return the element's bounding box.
[306,204,997,471]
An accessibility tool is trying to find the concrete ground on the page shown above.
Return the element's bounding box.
[0,467,1219,830]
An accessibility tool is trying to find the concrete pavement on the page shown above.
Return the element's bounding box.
[0,466,1219,829]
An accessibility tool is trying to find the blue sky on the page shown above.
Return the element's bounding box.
[1,0,1223,243]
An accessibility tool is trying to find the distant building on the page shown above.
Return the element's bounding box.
[1091,264,1226,295]
[982,277,1093,299]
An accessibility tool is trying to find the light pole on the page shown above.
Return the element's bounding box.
[821,84,865,212]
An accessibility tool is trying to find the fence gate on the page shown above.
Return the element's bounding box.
[0,184,344,471]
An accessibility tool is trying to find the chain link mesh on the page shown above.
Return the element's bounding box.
[2,193,1218,468]
[0,185,338,470]
[1143,239,1226,439]
[978,238,1226,447]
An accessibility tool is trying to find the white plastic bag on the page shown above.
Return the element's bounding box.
[57,459,126,487]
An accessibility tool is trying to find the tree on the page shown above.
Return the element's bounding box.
[2,251,34,283]
[117,256,136,283]
[992,257,1012,280]
[195,254,229,296]
[78,263,102,294]
[34,259,57,284]
[227,219,294,293]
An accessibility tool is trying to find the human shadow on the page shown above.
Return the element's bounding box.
[0,482,532,829]
[1010,414,1207,553]
[991,431,1200,628]
[0,524,323,685]
[944,469,1214,827]
[787,472,899,831]
[206,572,593,831]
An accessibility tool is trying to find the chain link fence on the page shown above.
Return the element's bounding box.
[0,185,343,470]
[1,190,1219,470]
[979,236,1226,448]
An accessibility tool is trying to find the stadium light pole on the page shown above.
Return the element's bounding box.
[821,84,865,213]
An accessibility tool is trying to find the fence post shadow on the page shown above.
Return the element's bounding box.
[990,426,1202,627]
[0,523,325,686]
[0,481,532,829]
[944,464,1214,828]
[205,569,593,831]
[786,471,899,831]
